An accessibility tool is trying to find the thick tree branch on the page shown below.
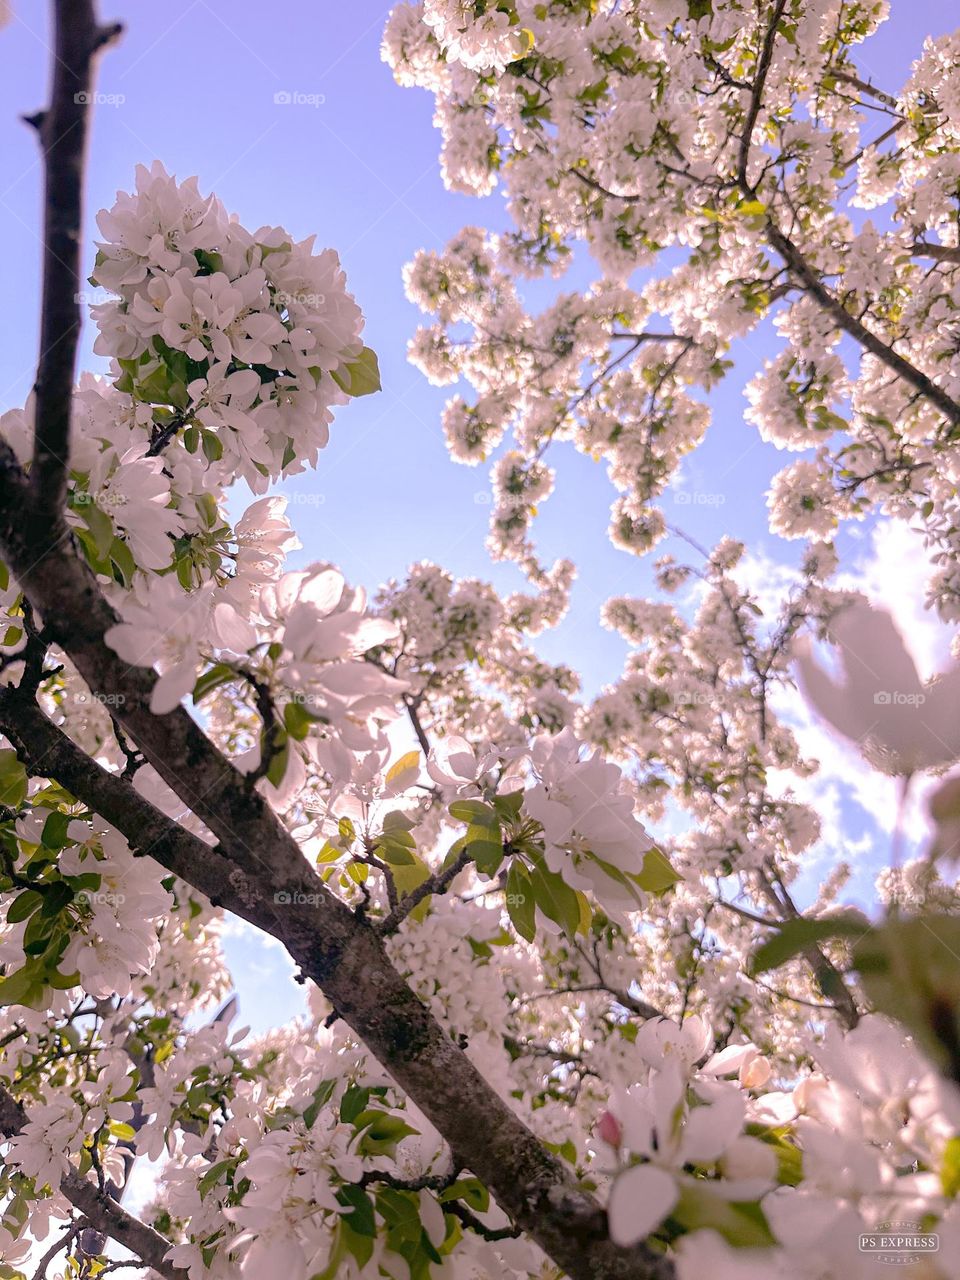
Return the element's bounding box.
[29,1,121,530]
[730,4,960,432]
[737,0,788,189]
[0,6,681,1270]
[911,240,960,265]
[762,222,960,429]
[0,1083,184,1280]
[0,673,673,1280]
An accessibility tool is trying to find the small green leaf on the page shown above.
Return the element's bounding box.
[942,1135,960,1198]
[78,501,115,558]
[40,812,73,851]
[265,733,290,788]
[376,842,417,867]
[635,847,683,894]
[6,891,43,925]
[0,750,28,810]
[331,346,381,398]
[198,1159,234,1199]
[505,862,536,942]
[201,430,223,462]
[449,799,498,827]
[303,1078,337,1129]
[340,1084,370,1125]
[750,912,868,976]
[336,1184,376,1237]
[530,861,581,938]
[192,663,236,704]
[283,699,315,741]
[338,817,356,844]
[439,1177,489,1213]
[386,751,420,786]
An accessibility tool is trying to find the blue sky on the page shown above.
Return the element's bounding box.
[0,1,955,1029]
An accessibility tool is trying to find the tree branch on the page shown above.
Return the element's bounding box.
[29,1,122,530]
[737,0,788,189]
[0,681,673,1280]
[0,1084,184,1280]
[378,846,472,935]
[911,240,960,265]
[729,1,960,432]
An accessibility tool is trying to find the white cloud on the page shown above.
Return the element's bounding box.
[737,520,959,869]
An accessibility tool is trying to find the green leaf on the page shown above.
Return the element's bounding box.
[78,500,115,559]
[635,847,683,894]
[0,966,42,1009]
[6,891,43,925]
[376,841,417,867]
[449,799,498,827]
[109,536,137,587]
[331,346,381,398]
[493,790,523,823]
[47,967,80,990]
[750,912,868,976]
[469,839,504,877]
[386,750,420,786]
[340,1084,370,1125]
[108,1121,136,1142]
[439,1177,489,1213]
[0,750,27,810]
[357,1111,419,1157]
[338,817,356,845]
[851,915,960,1073]
[40,812,73,851]
[738,199,767,218]
[942,1135,960,1198]
[530,861,581,938]
[283,699,315,741]
[303,1078,337,1129]
[201,430,223,462]
[39,881,73,918]
[197,1159,234,1199]
[505,861,536,942]
[336,1184,376,1237]
[390,854,431,904]
[195,249,225,275]
[673,1185,775,1247]
[192,663,236,704]
[265,733,290,788]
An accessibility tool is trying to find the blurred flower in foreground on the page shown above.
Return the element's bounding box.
[795,599,960,775]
